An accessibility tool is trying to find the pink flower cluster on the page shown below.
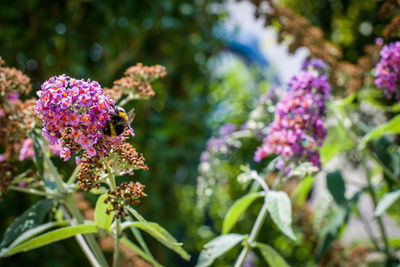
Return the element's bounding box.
[35,74,126,161]
[375,41,400,102]
[19,138,35,161]
[254,61,330,172]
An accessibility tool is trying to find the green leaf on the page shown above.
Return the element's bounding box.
[9,221,68,249]
[0,199,53,248]
[127,207,190,261]
[332,93,355,109]
[315,207,348,261]
[222,191,264,234]
[94,194,113,230]
[29,131,44,178]
[291,176,314,205]
[196,234,245,267]
[1,224,97,257]
[121,237,164,267]
[326,171,346,205]
[361,114,400,147]
[375,189,400,217]
[266,191,296,241]
[321,125,353,165]
[256,243,290,267]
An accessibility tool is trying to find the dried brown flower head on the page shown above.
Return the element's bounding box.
[105,181,147,218]
[104,63,167,100]
[0,58,37,194]
[124,63,167,81]
[77,156,104,191]
[0,63,32,97]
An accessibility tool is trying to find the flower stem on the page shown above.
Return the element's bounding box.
[60,205,102,267]
[113,219,121,267]
[360,155,391,258]
[234,171,272,267]
[67,165,80,185]
[65,195,110,267]
[40,138,108,266]
[234,202,269,267]
[104,160,122,267]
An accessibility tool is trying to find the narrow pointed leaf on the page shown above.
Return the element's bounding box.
[222,192,264,234]
[375,189,400,217]
[326,171,346,206]
[127,207,190,260]
[266,191,296,241]
[291,176,314,205]
[0,199,53,248]
[196,234,244,267]
[361,114,400,147]
[121,237,164,267]
[256,243,290,267]
[2,224,97,257]
[9,221,68,249]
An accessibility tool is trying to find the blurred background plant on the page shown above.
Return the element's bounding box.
[1,0,400,266]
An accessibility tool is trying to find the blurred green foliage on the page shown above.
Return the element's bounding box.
[283,0,382,61]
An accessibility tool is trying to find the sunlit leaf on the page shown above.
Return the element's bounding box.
[375,189,400,217]
[196,234,244,267]
[291,176,314,205]
[256,242,290,267]
[94,194,113,230]
[222,191,264,234]
[266,191,296,241]
[1,224,97,257]
[8,221,68,249]
[361,114,400,147]
[127,207,190,261]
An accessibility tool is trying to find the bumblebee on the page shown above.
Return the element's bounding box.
[103,106,135,137]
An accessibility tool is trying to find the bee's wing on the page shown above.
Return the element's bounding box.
[127,108,135,124]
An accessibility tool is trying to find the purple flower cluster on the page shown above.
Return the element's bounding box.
[35,74,127,161]
[301,58,328,72]
[254,62,330,172]
[206,123,237,153]
[375,41,400,102]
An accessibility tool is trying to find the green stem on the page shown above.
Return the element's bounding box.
[129,225,153,260]
[65,195,110,267]
[8,185,57,197]
[361,156,391,258]
[60,205,102,267]
[356,207,381,251]
[234,202,269,267]
[113,219,121,267]
[67,165,81,185]
[40,138,109,266]
[234,172,272,267]
[104,160,122,267]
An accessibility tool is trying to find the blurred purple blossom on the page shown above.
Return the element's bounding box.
[254,59,330,171]
[301,58,328,72]
[19,138,35,161]
[375,41,400,102]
